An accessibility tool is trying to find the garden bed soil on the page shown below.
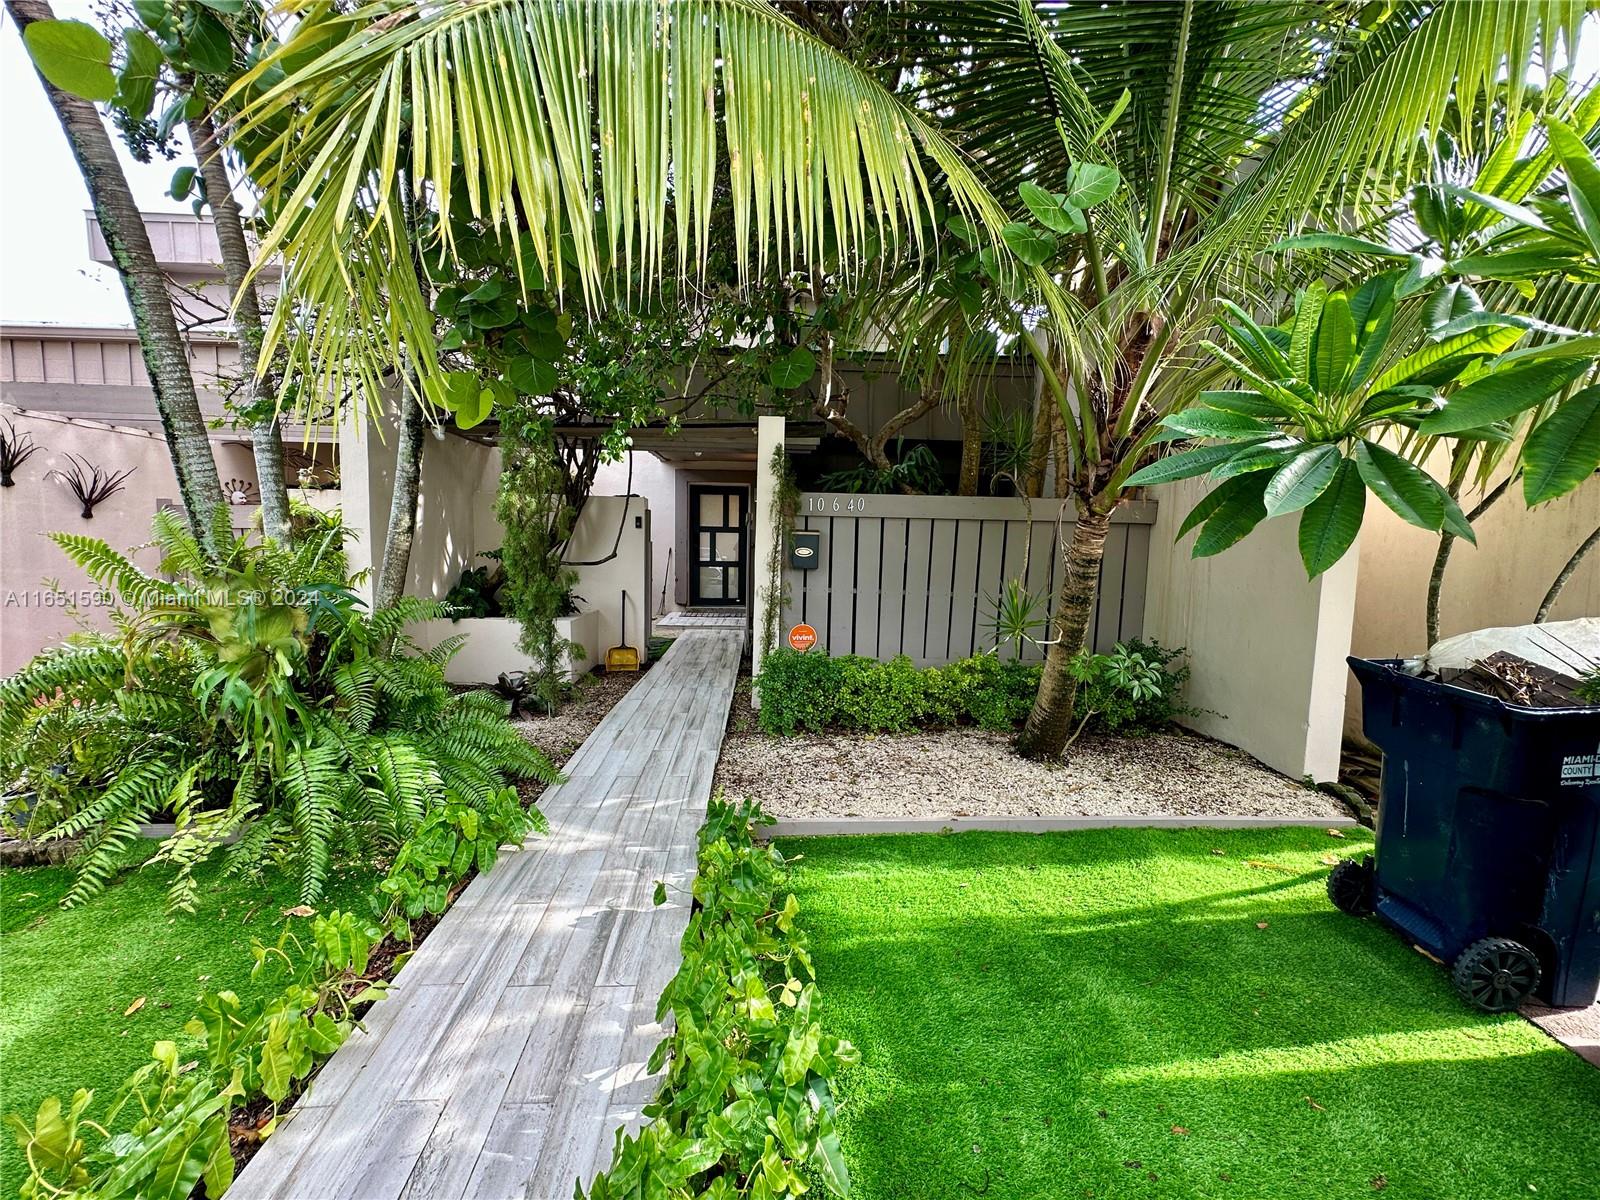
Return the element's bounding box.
[716,725,1348,821]
[513,666,651,765]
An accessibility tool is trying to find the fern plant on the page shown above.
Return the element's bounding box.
[1,513,559,909]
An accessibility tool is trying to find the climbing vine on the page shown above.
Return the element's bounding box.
[760,445,801,661]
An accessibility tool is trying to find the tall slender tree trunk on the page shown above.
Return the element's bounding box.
[187,109,292,544]
[1535,522,1600,624]
[1015,503,1111,759]
[373,383,426,609]
[373,181,429,612]
[957,392,981,496]
[9,0,222,542]
[1426,474,1512,647]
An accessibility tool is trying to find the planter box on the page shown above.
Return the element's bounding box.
[408,612,599,685]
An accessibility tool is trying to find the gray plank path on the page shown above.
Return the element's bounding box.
[229,630,744,1200]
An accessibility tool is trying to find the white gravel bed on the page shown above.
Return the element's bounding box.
[714,726,1348,820]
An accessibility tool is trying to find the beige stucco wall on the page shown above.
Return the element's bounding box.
[340,410,651,661]
[0,408,226,672]
[1142,476,1360,782]
[1348,473,1600,732]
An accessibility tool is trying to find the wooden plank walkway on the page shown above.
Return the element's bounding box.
[230,630,745,1200]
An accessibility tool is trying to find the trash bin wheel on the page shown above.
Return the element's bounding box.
[1326,856,1376,917]
[1451,938,1542,1013]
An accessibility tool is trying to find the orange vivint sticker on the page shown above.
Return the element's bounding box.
[788,624,818,652]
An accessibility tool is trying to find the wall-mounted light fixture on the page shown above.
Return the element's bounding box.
[0,416,40,487]
[50,454,134,519]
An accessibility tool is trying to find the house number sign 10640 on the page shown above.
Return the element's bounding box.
[806,496,868,512]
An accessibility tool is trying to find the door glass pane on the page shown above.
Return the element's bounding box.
[699,532,713,559]
[725,567,741,600]
[697,566,725,599]
[713,532,739,562]
[699,492,724,527]
[728,491,744,523]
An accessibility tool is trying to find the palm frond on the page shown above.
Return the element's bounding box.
[231,0,1021,419]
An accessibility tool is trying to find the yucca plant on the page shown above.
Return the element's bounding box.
[0,512,558,909]
[1128,277,1595,576]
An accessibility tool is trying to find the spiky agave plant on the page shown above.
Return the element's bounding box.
[0,512,558,909]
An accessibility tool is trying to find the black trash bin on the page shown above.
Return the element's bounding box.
[1338,657,1600,1012]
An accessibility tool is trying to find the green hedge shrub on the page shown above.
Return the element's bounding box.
[756,640,1189,737]
[582,797,857,1200]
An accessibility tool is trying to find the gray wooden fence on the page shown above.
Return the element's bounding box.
[779,493,1157,666]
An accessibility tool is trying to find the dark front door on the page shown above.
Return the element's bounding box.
[690,486,747,606]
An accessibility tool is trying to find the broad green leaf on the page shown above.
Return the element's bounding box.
[1065,162,1120,208]
[1522,384,1600,504]
[1546,119,1600,259]
[1000,221,1056,266]
[1427,310,1578,341]
[22,19,116,101]
[1353,440,1445,530]
[1418,358,1592,435]
[1210,439,1303,481]
[1435,184,1550,233]
[1018,182,1084,234]
[1193,478,1270,558]
[1160,409,1275,440]
[946,214,978,246]
[505,355,557,396]
[184,10,234,75]
[1375,325,1523,391]
[1313,292,1355,394]
[1272,232,1409,258]
[1298,459,1366,577]
[766,347,816,389]
[1125,442,1246,487]
[1177,472,1269,539]
[1396,254,1446,298]
[1423,281,1482,335]
[168,165,197,201]
[456,382,503,429]
[195,0,247,12]
[1290,283,1325,382]
[1264,444,1341,517]
[1440,490,1476,544]
[117,29,165,121]
[1197,390,1295,418]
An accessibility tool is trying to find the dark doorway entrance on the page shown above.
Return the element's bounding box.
[689,486,747,606]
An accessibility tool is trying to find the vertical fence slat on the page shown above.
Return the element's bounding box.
[780,495,1154,667]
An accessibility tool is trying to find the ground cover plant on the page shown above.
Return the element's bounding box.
[0,511,557,909]
[785,828,1600,1200]
[583,798,856,1199]
[754,642,1186,738]
[0,846,376,1196]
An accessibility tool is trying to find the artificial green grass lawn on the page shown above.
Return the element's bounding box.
[784,828,1600,1200]
[0,848,377,1194]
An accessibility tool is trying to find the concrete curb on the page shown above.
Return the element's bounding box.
[763,815,1361,838]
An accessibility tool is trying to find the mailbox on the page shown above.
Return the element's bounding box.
[789,530,821,570]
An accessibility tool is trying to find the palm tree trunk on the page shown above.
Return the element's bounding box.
[957,392,981,496]
[373,383,426,610]
[1015,504,1111,760]
[187,109,292,545]
[1535,522,1600,624]
[9,0,222,542]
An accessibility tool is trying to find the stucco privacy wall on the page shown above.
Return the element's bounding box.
[1349,471,1600,732]
[593,452,677,614]
[339,411,651,660]
[1142,476,1359,782]
[0,406,281,673]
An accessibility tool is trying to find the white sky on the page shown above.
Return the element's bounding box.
[1,7,1596,330]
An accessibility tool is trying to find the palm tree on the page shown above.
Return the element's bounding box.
[9,0,224,543]
[885,0,1592,757]
[234,0,1586,758]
